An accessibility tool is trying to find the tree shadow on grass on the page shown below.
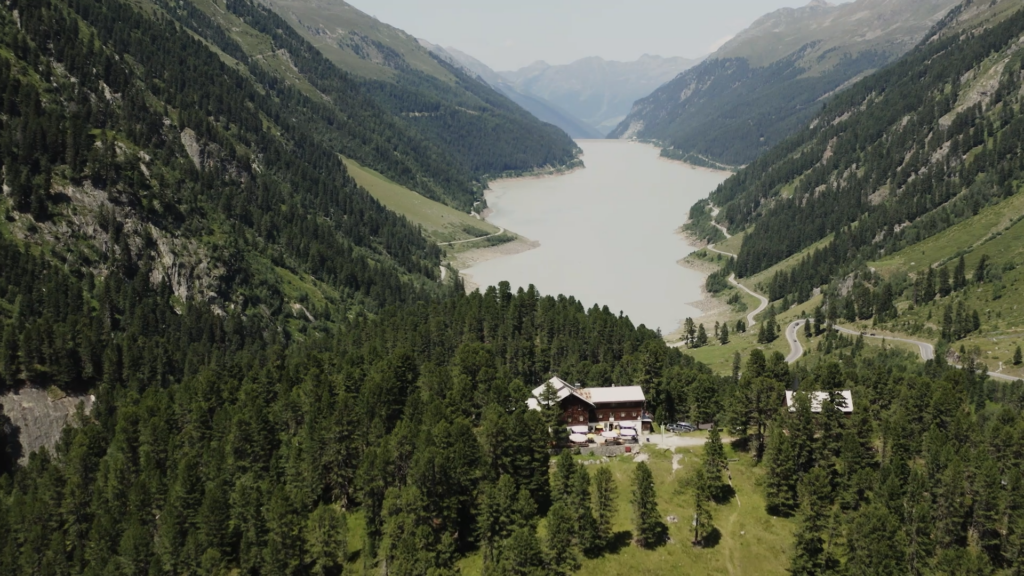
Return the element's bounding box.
[712,483,736,505]
[730,436,751,453]
[633,522,670,551]
[600,530,634,556]
[693,527,722,549]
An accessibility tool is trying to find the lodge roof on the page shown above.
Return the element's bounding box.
[526,376,646,410]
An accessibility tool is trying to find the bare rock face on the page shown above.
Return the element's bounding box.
[0,388,94,464]
[181,128,203,170]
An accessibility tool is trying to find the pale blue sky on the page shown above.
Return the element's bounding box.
[347,0,832,70]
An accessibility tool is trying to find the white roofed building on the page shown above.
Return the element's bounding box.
[527,376,652,431]
[785,390,854,414]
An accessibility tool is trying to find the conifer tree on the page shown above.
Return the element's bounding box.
[804,319,812,340]
[789,468,836,576]
[631,462,662,549]
[695,324,709,348]
[1014,346,1022,366]
[569,464,597,553]
[552,451,576,504]
[304,504,347,576]
[703,426,727,500]
[938,266,951,297]
[538,382,563,439]
[954,256,967,291]
[497,527,546,576]
[719,322,729,345]
[544,502,578,574]
[764,416,797,515]
[923,267,937,302]
[692,468,714,547]
[975,254,989,283]
[592,467,617,550]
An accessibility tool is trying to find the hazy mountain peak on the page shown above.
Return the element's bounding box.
[715,0,957,68]
[611,0,961,166]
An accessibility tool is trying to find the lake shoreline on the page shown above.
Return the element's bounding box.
[657,153,734,175]
[457,140,729,332]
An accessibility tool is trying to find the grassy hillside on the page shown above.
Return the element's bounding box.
[343,158,501,244]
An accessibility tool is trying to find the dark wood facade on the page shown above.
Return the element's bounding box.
[559,396,646,427]
[594,403,643,423]
[561,394,592,425]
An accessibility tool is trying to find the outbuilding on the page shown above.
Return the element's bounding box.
[784,390,853,414]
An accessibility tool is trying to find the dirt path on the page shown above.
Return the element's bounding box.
[439,227,505,246]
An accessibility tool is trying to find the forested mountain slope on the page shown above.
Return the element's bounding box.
[688,0,1024,361]
[611,0,959,167]
[253,0,582,183]
[0,0,472,394]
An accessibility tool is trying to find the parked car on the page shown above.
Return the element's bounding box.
[665,423,695,433]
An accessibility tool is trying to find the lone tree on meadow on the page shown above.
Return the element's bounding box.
[692,468,715,547]
[719,323,730,345]
[631,462,662,548]
[1015,345,1023,366]
[703,426,728,500]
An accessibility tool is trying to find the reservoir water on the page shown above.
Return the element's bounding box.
[463,140,729,334]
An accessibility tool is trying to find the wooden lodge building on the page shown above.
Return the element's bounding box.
[527,376,653,432]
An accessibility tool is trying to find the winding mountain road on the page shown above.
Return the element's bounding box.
[832,326,935,361]
[785,324,1021,381]
[682,208,1018,381]
[786,320,806,363]
[730,274,769,329]
[702,208,768,327]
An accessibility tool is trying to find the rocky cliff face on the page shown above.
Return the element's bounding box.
[1,388,94,464]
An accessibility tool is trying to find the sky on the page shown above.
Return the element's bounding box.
[347,0,826,71]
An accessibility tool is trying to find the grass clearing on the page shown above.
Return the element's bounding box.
[713,231,745,257]
[343,157,500,244]
[455,445,795,576]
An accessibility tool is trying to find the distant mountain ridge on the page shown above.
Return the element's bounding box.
[501,55,701,135]
[611,0,961,167]
[259,0,581,193]
[430,45,602,139]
